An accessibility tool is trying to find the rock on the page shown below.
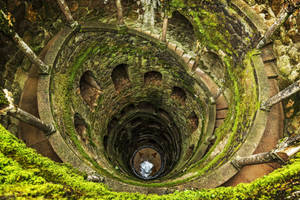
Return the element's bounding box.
[252,4,265,14]
[273,41,288,57]
[52,18,63,30]
[280,27,292,45]
[265,18,276,27]
[288,46,300,62]
[86,173,104,182]
[287,28,297,38]
[288,70,299,82]
[277,55,292,76]
[259,13,266,19]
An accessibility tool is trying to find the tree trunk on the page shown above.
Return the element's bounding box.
[1,10,49,74]
[261,79,300,111]
[8,108,55,135]
[232,152,274,169]
[12,33,49,74]
[161,15,168,42]
[116,0,124,25]
[1,89,55,135]
[57,0,78,28]
[232,135,300,170]
[256,2,300,48]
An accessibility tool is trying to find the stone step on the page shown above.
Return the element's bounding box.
[215,119,225,128]
[216,94,228,110]
[194,69,219,96]
[216,109,228,120]
[261,43,276,63]
[264,62,278,79]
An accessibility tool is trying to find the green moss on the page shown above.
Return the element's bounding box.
[169,0,233,54]
[54,44,115,178]
[0,89,9,110]
[0,124,299,199]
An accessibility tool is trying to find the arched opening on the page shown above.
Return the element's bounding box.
[188,112,199,133]
[120,104,135,116]
[171,86,186,105]
[79,71,101,109]
[111,64,130,92]
[144,71,162,86]
[169,11,195,50]
[107,117,118,133]
[74,113,89,145]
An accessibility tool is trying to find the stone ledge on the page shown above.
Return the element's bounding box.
[216,95,228,110]
[182,54,192,64]
[167,42,177,52]
[261,44,276,62]
[230,0,268,34]
[216,109,228,119]
[188,59,195,71]
[234,53,270,158]
[175,47,184,57]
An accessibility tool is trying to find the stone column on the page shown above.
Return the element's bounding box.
[116,0,124,25]
[56,0,79,28]
[161,15,168,42]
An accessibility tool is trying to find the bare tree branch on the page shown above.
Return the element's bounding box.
[56,0,79,28]
[261,80,300,111]
[232,135,300,170]
[0,89,55,135]
[0,10,50,74]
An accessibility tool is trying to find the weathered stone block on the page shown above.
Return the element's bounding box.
[216,109,228,119]
[261,44,275,62]
[188,59,195,71]
[216,94,228,110]
[264,62,278,79]
[151,33,160,40]
[176,47,184,57]
[168,42,177,52]
[144,30,151,36]
[182,54,192,64]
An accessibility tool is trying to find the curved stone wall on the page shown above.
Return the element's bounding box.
[36,1,268,191]
[1,0,293,197]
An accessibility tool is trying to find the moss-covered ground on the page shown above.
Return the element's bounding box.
[0,124,299,199]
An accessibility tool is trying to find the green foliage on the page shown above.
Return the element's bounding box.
[0,89,9,110]
[169,0,232,54]
[0,121,299,199]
